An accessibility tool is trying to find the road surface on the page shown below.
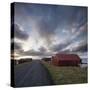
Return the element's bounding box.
[14,60,54,87]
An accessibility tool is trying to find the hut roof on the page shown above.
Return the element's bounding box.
[55,53,80,61]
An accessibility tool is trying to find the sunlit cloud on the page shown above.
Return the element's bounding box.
[12,3,87,59]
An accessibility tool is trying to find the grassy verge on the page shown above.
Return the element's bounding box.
[42,61,88,85]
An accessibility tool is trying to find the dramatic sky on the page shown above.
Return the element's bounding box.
[11,3,88,59]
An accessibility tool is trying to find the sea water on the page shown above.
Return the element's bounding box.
[80,58,88,68]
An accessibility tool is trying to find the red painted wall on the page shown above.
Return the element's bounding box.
[51,54,81,66]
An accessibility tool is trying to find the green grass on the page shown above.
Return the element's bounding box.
[42,61,88,85]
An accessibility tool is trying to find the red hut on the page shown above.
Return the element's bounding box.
[51,53,81,66]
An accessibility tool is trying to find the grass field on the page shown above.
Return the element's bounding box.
[42,61,88,85]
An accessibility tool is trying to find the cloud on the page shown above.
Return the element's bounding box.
[39,46,47,53]
[49,40,71,52]
[72,43,88,52]
[11,23,29,56]
[13,3,87,59]
[36,19,58,47]
[72,22,87,40]
[11,24,29,40]
[11,41,23,53]
[23,49,43,56]
[61,39,87,53]
[21,49,52,57]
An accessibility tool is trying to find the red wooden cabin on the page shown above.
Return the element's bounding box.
[51,53,81,66]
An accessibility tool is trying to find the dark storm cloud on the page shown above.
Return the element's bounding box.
[39,46,47,53]
[11,23,29,55]
[72,43,88,52]
[11,24,29,40]
[14,42,21,50]
[11,41,23,53]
